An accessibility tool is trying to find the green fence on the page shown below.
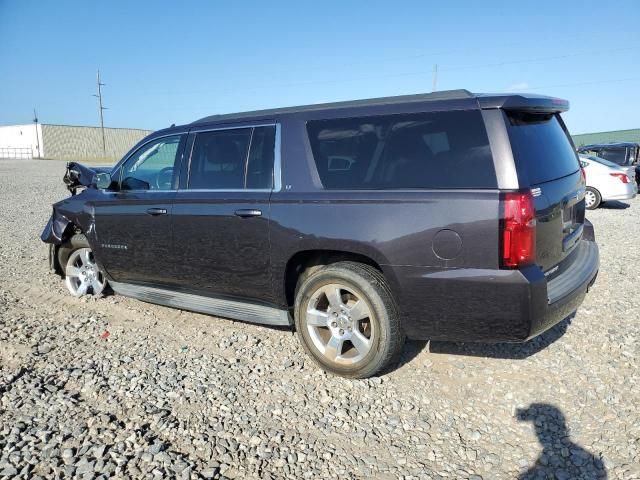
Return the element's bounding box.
[572,128,640,147]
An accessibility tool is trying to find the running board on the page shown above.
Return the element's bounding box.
[109,282,291,326]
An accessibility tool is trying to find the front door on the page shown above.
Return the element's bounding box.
[171,124,277,303]
[92,133,186,286]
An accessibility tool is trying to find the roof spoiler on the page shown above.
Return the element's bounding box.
[477,94,569,113]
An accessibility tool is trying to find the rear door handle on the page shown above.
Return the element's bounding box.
[146,208,167,216]
[234,209,262,218]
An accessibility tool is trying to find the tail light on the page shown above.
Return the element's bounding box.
[501,191,536,268]
[580,167,586,183]
[610,173,629,184]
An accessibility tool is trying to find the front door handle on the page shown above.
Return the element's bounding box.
[234,209,262,218]
[146,208,167,216]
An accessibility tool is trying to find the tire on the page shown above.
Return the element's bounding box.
[58,234,108,297]
[294,261,405,378]
[585,187,601,210]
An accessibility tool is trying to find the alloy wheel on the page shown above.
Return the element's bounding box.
[304,283,374,365]
[64,248,106,297]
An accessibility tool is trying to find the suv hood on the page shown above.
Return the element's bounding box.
[64,162,112,195]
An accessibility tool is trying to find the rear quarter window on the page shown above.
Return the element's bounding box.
[306,110,497,190]
[596,148,628,166]
[506,112,579,185]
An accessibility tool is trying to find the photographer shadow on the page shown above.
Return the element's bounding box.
[600,200,630,209]
[517,403,607,479]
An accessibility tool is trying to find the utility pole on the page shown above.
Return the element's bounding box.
[33,108,40,159]
[432,64,438,92]
[93,70,107,155]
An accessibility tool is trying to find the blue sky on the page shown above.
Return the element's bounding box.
[0,0,638,134]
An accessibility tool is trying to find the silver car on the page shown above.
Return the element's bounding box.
[579,154,637,209]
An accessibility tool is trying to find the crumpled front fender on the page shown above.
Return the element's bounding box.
[40,210,72,245]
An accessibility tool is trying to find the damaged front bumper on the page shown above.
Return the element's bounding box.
[41,212,72,275]
[41,214,71,245]
[42,161,111,274]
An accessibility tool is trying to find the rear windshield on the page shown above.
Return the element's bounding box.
[306,110,497,190]
[506,112,579,185]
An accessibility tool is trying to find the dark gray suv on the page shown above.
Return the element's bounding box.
[41,90,599,378]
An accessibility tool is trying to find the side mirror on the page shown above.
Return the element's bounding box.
[95,172,112,190]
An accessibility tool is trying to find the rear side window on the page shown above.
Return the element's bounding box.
[188,126,275,190]
[506,112,579,185]
[596,148,627,166]
[306,110,496,189]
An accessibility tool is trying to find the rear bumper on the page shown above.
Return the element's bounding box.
[530,239,598,338]
[601,181,637,201]
[602,191,636,201]
[392,239,599,342]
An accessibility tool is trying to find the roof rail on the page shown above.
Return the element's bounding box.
[193,89,475,124]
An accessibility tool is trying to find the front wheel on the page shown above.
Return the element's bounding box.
[585,187,601,210]
[58,234,107,297]
[294,262,405,378]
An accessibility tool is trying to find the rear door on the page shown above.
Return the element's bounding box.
[171,124,277,302]
[504,111,584,273]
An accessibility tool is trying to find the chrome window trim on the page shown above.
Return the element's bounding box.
[273,123,282,192]
[481,109,519,190]
[190,122,275,133]
[243,128,255,188]
[175,189,272,193]
[184,123,282,193]
[107,189,179,194]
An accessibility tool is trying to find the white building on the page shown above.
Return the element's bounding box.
[0,124,43,159]
[0,123,152,162]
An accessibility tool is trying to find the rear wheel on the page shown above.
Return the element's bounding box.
[585,187,601,210]
[58,234,107,297]
[294,262,404,378]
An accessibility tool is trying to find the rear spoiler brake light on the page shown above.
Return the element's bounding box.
[478,95,569,113]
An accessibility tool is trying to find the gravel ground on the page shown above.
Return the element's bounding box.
[0,159,638,480]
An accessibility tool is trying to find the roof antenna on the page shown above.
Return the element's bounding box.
[170,123,176,128]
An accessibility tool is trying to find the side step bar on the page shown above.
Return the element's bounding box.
[110,281,291,327]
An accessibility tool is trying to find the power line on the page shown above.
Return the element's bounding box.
[144,44,639,98]
[160,31,615,84]
[517,77,640,91]
[436,46,637,72]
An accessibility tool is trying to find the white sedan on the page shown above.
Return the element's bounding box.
[579,154,637,209]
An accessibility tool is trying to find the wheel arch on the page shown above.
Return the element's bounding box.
[48,222,86,277]
[282,249,399,308]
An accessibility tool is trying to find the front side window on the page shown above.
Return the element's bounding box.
[120,135,182,190]
[306,110,496,189]
[188,126,276,190]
